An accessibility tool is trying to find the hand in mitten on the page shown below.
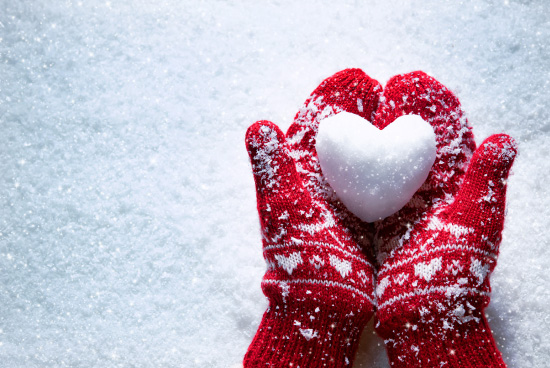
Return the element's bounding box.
[244,69,381,367]
[372,72,517,367]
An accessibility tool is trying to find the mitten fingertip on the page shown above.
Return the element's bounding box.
[245,120,285,158]
[479,133,518,167]
[467,134,518,191]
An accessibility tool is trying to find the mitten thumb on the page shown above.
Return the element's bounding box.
[445,134,517,246]
[246,121,305,232]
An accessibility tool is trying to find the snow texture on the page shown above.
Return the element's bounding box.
[316,112,436,222]
[0,1,548,367]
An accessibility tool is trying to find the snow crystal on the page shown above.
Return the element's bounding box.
[299,328,318,341]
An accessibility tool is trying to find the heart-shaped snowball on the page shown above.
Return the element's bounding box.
[316,112,436,222]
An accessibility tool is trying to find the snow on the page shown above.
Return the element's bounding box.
[0,1,548,367]
[316,112,436,222]
[299,328,318,341]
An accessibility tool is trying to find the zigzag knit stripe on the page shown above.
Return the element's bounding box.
[377,285,489,310]
[262,278,375,305]
[379,243,497,276]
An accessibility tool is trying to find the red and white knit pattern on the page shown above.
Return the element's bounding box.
[244,69,517,367]
[244,69,381,367]
[372,72,517,367]
[372,71,476,261]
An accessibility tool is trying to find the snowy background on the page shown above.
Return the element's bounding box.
[1,1,549,367]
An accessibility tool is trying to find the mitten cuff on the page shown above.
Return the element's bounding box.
[383,312,506,368]
[244,299,372,368]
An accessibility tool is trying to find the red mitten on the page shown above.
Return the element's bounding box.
[244,69,380,367]
[372,72,517,367]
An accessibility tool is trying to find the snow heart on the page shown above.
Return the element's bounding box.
[316,112,436,222]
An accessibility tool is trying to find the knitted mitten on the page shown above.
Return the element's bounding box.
[372,72,517,367]
[244,69,381,367]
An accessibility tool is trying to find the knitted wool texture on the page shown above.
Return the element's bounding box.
[244,69,381,367]
[372,72,517,367]
[244,69,517,367]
